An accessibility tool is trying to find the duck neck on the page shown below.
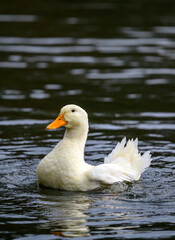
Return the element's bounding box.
[64,124,88,152]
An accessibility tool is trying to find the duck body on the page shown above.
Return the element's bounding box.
[36,104,151,191]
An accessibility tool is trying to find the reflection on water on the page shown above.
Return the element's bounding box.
[1,0,175,239]
[38,190,91,238]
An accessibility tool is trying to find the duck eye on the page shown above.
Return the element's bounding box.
[71,109,75,113]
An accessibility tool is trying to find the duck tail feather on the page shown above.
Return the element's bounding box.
[104,138,152,179]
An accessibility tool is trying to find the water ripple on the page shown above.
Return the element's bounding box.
[0,14,37,22]
[0,119,48,126]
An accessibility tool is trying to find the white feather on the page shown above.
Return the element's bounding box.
[104,137,151,181]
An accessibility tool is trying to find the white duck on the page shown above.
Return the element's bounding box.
[36,104,151,191]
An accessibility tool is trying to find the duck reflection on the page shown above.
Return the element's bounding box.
[38,188,91,237]
[37,183,136,238]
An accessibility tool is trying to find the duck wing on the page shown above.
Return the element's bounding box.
[88,163,137,185]
[87,137,151,186]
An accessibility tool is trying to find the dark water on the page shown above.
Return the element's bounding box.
[1,0,175,239]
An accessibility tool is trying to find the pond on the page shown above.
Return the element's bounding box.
[0,0,175,239]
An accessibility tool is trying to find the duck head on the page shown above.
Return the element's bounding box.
[46,104,88,130]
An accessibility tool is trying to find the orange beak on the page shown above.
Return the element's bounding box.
[46,113,67,130]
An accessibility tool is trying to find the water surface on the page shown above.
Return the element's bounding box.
[0,1,175,239]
